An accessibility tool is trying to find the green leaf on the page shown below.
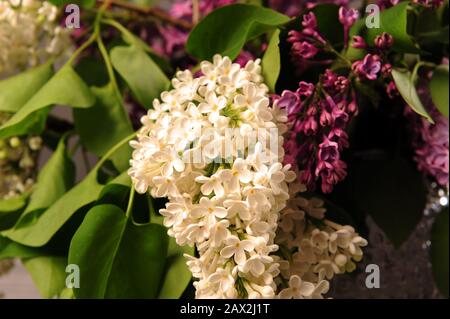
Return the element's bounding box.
[0,235,42,259]
[262,29,281,92]
[431,207,449,297]
[0,193,30,231]
[0,65,95,138]
[392,68,434,123]
[4,136,75,237]
[24,136,75,215]
[0,194,28,214]
[430,65,449,118]
[187,4,290,61]
[3,169,103,247]
[74,84,133,171]
[110,45,169,108]
[0,62,53,113]
[158,239,194,299]
[352,157,427,247]
[23,256,67,298]
[365,1,419,53]
[68,204,169,298]
[104,19,173,75]
[75,57,109,87]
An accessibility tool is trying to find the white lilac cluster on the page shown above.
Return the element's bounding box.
[129,55,296,298]
[274,182,368,299]
[0,113,42,199]
[0,0,71,78]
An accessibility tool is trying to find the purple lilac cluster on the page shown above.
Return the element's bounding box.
[275,70,357,193]
[405,76,449,188]
[281,9,398,193]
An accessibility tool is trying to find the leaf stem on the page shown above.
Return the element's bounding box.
[66,0,112,66]
[125,186,135,218]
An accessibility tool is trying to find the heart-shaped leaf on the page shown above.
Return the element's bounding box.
[68,204,168,298]
[187,4,290,61]
[110,45,169,108]
[0,65,95,138]
[74,84,133,171]
[0,62,53,113]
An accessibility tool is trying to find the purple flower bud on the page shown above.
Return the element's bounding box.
[302,116,318,135]
[386,81,398,99]
[320,109,333,127]
[287,30,303,44]
[381,63,392,77]
[351,35,366,49]
[338,7,359,28]
[347,99,358,115]
[297,81,315,97]
[335,76,350,92]
[302,12,317,29]
[292,41,319,59]
[323,69,338,89]
[375,32,394,50]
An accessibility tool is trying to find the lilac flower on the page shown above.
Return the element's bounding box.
[275,70,358,193]
[386,81,398,98]
[338,7,359,27]
[292,41,319,59]
[351,36,366,49]
[375,32,394,50]
[275,90,302,119]
[405,78,449,187]
[287,13,327,70]
[297,81,315,97]
[352,54,382,80]
[338,7,359,46]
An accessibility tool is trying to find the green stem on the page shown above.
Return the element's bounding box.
[66,0,111,66]
[125,186,135,218]
[67,31,97,66]
[326,44,352,67]
[96,34,121,96]
[411,60,436,83]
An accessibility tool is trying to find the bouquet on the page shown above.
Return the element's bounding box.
[0,0,447,299]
